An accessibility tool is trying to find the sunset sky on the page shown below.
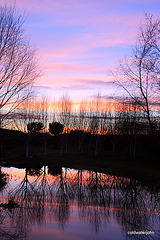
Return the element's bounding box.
[2,0,160,101]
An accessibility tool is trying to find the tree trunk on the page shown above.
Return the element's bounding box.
[78,132,83,153]
[44,141,47,155]
[65,142,68,153]
[60,134,64,156]
[26,142,29,158]
[43,134,48,156]
[95,135,98,156]
[0,140,3,158]
[112,142,115,153]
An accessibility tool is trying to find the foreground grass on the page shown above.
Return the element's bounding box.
[1,145,160,186]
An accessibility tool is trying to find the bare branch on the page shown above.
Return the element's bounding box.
[0,4,39,121]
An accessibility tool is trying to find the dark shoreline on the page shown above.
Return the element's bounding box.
[1,151,160,187]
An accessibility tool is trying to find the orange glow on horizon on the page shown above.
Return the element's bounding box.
[17,98,137,113]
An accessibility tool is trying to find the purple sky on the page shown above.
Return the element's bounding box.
[2,0,160,101]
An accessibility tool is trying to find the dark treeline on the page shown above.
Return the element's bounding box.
[0,95,160,160]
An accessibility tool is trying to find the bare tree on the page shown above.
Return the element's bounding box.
[107,111,120,153]
[59,94,72,155]
[0,4,39,120]
[40,97,49,155]
[14,99,37,157]
[113,14,160,141]
[77,101,88,153]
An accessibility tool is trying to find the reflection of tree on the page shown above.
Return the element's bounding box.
[0,169,8,191]
[76,170,86,207]
[31,169,160,238]
[34,166,54,205]
[0,167,160,239]
[114,179,148,226]
[0,170,25,240]
[77,171,111,233]
[112,178,160,240]
[72,170,160,237]
[48,166,62,176]
[6,167,44,239]
[0,206,27,240]
[27,164,43,177]
[52,168,74,230]
[31,166,72,230]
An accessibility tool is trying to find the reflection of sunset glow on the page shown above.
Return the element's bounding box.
[2,167,26,180]
[2,167,129,188]
[0,166,159,240]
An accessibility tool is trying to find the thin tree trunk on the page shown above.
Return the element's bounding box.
[44,141,47,155]
[112,142,115,153]
[26,142,29,158]
[95,135,99,156]
[60,134,64,156]
[65,143,68,153]
[0,141,3,158]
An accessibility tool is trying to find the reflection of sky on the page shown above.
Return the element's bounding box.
[1,167,160,240]
[30,213,123,240]
[2,167,31,188]
[1,0,160,100]
[1,167,125,240]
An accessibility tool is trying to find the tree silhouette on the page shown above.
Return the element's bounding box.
[49,121,63,136]
[0,4,39,120]
[27,122,43,134]
[113,14,160,143]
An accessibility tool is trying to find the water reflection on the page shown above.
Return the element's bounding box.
[0,168,24,240]
[0,166,160,240]
[0,167,8,191]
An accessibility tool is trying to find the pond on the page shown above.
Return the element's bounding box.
[0,165,159,240]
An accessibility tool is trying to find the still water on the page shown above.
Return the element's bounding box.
[0,166,159,240]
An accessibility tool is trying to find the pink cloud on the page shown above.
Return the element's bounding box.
[3,0,143,29]
[3,0,145,56]
[37,29,135,65]
[38,61,109,74]
[6,0,160,13]
[35,72,111,91]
